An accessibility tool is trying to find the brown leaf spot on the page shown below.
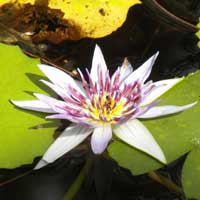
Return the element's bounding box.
[99,8,106,16]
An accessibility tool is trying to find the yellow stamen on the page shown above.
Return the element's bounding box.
[83,93,127,123]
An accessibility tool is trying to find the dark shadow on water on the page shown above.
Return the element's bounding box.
[10,101,60,130]
[29,122,59,130]
[23,91,35,97]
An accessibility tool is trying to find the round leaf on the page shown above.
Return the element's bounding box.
[0,43,57,168]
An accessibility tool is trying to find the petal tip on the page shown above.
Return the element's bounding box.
[154,51,159,57]
[91,139,106,154]
[91,144,105,154]
[92,149,103,155]
[162,157,167,164]
[91,126,112,155]
[37,64,55,75]
[186,101,198,108]
[151,51,159,62]
[94,44,101,51]
[174,77,184,84]
[10,99,18,107]
[10,100,26,109]
[37,63,49,69]
[157,152,167,164]
[45,115,52,119]
[34,159,49,170]
[113,119,167,164]
[93,44,104,60]
[33,92,42,99]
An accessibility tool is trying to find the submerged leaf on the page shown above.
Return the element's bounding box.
[109,71,200,175]
[0,43,58,168]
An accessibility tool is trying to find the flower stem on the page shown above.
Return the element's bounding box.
[63,158,92,200]
[148,171,183,194]
[0,170,32,187]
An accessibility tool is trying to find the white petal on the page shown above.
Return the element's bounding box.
[141,78,183,106]
[46,113,88,125]
[40,79,68,99]
[113,119,166,163]
[34,124,93,169]
[119,58,133,83]
[122,52,159,85]
[90,45,107,84]
[34,93,67,113]
[138,102,197,118]
[110,67,120,85]
[91,125,112,154]
[38,64,85,96]
[75,80,86,95]
[34,159,48,169]
[11,100,55,113]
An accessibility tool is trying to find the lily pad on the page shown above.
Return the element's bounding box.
[109,71,200,175]
[0,43,58,168]
[182,148,200,200]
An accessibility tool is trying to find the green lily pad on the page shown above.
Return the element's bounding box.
[182,148,200,200]
[0,43,58,168]
[109,71,200,175]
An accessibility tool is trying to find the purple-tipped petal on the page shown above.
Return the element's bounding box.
[11,100,55,113]
[138,101,197,118]
[113,119,166,163]
[91,125,112,154]
[34,124,93,169]
[122,52,159,86]
[141,78,183,106]
[90,45,108,85]
[38,64,85,96]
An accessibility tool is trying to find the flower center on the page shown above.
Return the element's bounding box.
[77,68,144,125]
[83,83,143,125]
[83,92,126,123]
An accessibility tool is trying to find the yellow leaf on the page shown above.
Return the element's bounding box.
[0,0,141,40]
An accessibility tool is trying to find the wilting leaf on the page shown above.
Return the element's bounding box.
[182,148,200,200]
[0,43,58,168]
[109,71,200,175]
[0,0,141,43]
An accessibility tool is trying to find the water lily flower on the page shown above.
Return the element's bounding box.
[11,45,197,169]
